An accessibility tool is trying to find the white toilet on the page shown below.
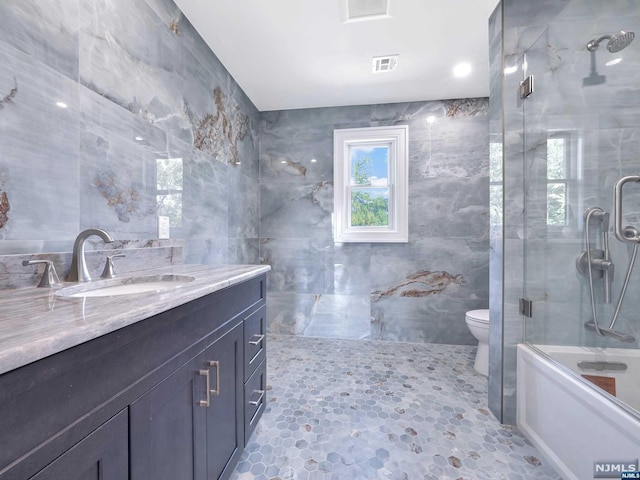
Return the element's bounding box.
[465,309,490,376]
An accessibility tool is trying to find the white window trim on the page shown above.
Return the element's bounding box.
[333,125,408,243]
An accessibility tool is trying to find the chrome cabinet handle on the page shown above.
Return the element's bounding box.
[249,389,265,406]
[248,334,265,346]
[209,361,220,396]
[198,369,210,407]
[614,175,640,243]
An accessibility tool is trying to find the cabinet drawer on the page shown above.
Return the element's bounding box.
[244,359,266,444]
[243,306,266,381]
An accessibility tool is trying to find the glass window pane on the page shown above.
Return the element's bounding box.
[156,158,183,190]
[547,138,566,180]
[490,142,503,183]
[350,187,389,227]
[547,182,566,226]
[157,193,182,226]
[490,184,503,227]
[350,145,389,186]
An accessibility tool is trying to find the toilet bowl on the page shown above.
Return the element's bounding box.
[465,309,489,376]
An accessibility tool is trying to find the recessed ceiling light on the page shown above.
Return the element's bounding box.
[453,62,472,78]
[426,116,436,124]
[310,158,317,163]
[135,136,144,141]
[372,55,398,73]
[55,101,68,109]
[606,57,623,66]
[504,65,518,75]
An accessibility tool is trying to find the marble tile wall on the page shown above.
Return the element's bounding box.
[260,100,490,345]
[489,0,640,424]
[0,0,260,288]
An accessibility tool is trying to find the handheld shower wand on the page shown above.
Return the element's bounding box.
[579,175,640,344]
[578,208,613,304]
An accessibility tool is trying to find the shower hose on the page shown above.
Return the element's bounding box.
[585,207,639,336]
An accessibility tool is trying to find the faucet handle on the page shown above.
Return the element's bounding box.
[22,260,62,288]
[101,253,126,279]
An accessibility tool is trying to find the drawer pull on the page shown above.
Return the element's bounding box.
[248,334,265,346]
[209,360,220,396]
[198,369,210,407]
[248,389,265,406]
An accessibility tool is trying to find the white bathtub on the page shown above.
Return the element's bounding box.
[517,344,640,480]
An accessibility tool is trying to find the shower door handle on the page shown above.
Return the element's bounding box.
[614,175,640,243]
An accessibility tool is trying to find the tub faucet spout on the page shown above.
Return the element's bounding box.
[67,228,115,282]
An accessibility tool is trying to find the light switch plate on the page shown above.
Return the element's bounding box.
[158,216,170,239]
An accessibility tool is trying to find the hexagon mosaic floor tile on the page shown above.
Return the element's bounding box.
[230,335,561,480]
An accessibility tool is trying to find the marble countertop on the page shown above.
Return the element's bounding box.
[0,264,270,376]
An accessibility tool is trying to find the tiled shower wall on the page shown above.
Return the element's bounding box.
[0,0,260,286]
[260,101,490,344]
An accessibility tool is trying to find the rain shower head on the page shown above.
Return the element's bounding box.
[587,30,635,53]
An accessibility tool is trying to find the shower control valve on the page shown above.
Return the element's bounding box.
[576,249,605,279]
[591,257,614,277]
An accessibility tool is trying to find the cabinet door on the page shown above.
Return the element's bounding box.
[29,409,128,480]
[130,351,208,480]
[205,323,244,480]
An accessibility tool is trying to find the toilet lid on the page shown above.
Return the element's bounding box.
[466,309,489,322]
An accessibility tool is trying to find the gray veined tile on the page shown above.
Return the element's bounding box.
[0,0,80,80]
[259,182,333,240]
[0,42,80,242]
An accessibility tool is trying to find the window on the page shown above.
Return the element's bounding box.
[547,135,569,226]
[156,157,183,227]
[333,126,408,243]
[489,141,503,227]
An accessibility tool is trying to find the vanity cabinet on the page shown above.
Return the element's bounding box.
[130,322,244,480]
[0,273,266,480]
[130,351,208,480]
[204,323,244,479]
[29,410,128,480]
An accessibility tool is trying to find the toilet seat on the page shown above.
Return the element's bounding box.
[466,309,489,324]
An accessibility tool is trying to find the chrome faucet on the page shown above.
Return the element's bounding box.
[67,228,115,282]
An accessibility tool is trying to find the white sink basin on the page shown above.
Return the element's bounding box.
[56,275,196,298]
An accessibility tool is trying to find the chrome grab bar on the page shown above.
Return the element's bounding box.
[614,175,640,243]
[577,360,628,372]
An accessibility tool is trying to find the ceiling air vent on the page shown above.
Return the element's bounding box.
[340,0,391,23]
[372,55,398,73]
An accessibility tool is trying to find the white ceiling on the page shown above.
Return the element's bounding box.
[173,0,499,111]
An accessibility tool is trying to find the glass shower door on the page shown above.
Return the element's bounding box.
[521,1,640,414]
